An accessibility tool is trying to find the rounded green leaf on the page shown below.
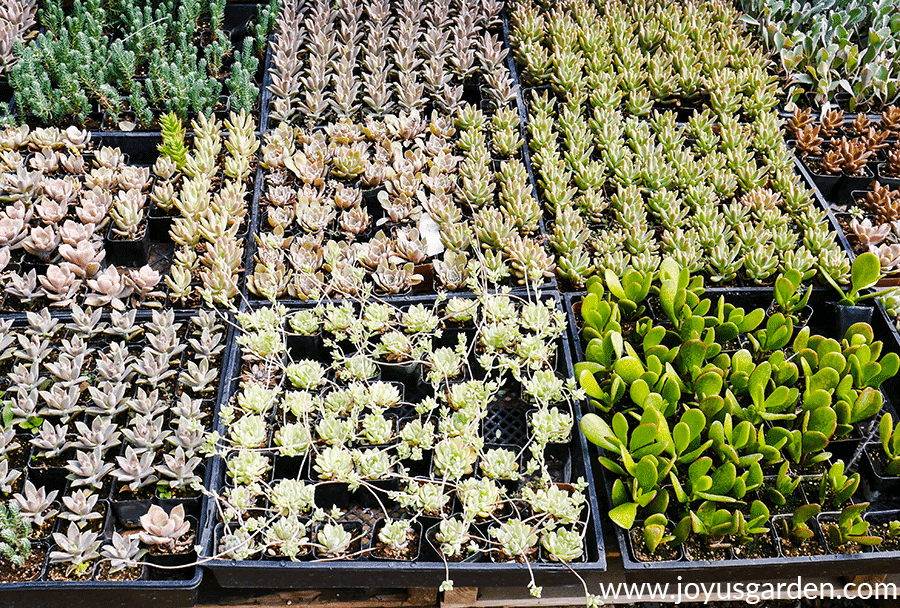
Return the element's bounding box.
[609,502,637,529]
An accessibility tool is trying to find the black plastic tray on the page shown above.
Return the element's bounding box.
[566,288,900,583]
[201,292,606,588]
[0,309,239,607]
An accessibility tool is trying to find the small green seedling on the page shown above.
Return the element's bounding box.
[823,503,882,549]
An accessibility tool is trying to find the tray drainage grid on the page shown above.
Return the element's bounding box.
[481,391,529,447]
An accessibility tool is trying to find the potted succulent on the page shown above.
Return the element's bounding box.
[369,518,421,561]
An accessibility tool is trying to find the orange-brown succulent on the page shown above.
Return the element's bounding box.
[881,106,900,133]
[885,147,900,178]
[861,183,900,223]
[849,113,871,136]
[787,107,814,138]
[862,127,891,152]
[794,124,823,156]
[820,149,843,174]
[820,108,844,138]
[834,137,873,175]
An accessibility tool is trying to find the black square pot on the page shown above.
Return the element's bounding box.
[105,221,150,266]
[366,518,423,561]
[877,162,900,189]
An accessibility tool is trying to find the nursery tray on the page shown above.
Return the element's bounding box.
[0,132,259,312]
[0,309,239,607]
[566,288,900,584]
[8,4,270,136]
[201,292,606,588]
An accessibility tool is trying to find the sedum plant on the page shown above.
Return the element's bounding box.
[0,501,31,568]
[11,0,274,128]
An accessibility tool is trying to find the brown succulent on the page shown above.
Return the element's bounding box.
[861,183,900,223]
[820,108,844,138]
[861,127,891,152]
[881,106,900,133]
[794,124,823,157]
[885,147,900,178]
[787,107,814,138]
[820,149,843,175]
[834,137,873,175]
[849,113,871,136]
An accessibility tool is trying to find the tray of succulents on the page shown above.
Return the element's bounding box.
[0,308,234,607]
[201,290,605,600]
[8,1,276,135]
[0,112,261,314]
[249,0,557,303]
[568,256,900,584]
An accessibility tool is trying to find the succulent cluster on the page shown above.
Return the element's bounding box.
[0,112,256,310]
[214,292,587,583]
[0,307,224,577]
[9,0,276,129]
[740,0,900,110]
[268,0,511,126]
[512,0,779,118]
[788,107,900,178]
[251,104,550,299]
[509,0,850,289]
[847,184,900,275]
[0,0,36,78]
[788,108,900,276]
[156,111,259,308]
[578,259,897,559]
[531,100,847,287]
[0,124,168,309]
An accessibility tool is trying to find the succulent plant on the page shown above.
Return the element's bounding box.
[139,505,193,554]
[50,523,101,577]
[0,501,31,569]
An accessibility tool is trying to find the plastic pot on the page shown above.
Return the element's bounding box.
[354,478,398,510]
[111,499,153,529]
[799,155,875,204]
[424,522,484,563]
[817,512,874,555]
[367,519,423,561]
[105,221,150,266]
[877,162,900,189]
[863,443,900,494]
[799,155,840,200]
[271,453,310,481]
[831,169,877,205]
[827,302,873,341]
[286,331,328,364]
[147,198,177,242]
[313,481,351,510]
[399,447,433,479]
[378,360,423,388]
[145,516,200,570]
[311,521,365,561]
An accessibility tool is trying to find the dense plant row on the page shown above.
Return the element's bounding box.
[268,0,510,126]
[509,0,850,289]
[512,0,779,118]
[578,258,900,563]
[0,308,225,582]
[250,103,551,299]
[4,0,278,130]
[212,292,591,596]
[0,111,257,311]
[739,0,900,111]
